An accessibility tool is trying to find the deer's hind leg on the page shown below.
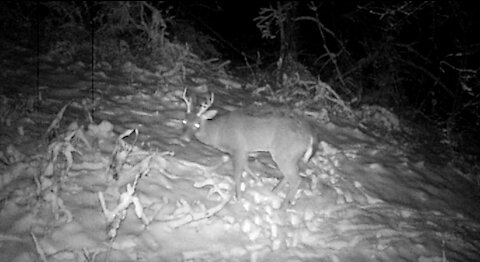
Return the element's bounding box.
[271,151,303,207]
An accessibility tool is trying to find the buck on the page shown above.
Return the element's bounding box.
[180,89,316,207]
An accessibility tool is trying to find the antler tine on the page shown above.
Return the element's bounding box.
[197,93,214,116]
[182,88,192,113]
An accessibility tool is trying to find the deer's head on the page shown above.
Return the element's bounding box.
[180,89,217,142]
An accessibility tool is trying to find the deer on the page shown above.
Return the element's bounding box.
[180,89,316,207]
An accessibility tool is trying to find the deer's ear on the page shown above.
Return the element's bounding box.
[201,110,218,120]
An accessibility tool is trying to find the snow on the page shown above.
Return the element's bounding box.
[0,54,479,262]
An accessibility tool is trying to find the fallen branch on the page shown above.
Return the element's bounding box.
[42,102,71,141]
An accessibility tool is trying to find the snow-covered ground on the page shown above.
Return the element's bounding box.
[1,48,479,262]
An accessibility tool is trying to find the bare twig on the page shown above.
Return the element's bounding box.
[296,2,348,92]
[31,232,48,262]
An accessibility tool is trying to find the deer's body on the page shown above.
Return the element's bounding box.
[181,91,316,207]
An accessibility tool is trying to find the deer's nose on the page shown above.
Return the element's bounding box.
[180,128,193,142]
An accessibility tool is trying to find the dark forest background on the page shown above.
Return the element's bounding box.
[1,1,479,156]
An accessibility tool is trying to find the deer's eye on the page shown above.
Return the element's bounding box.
[194,123,201,129]
[181,119,187,124]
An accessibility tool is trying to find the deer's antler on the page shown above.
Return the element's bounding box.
[197,93,214,116]
[182,88,192,113]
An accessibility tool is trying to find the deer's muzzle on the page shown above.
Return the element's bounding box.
[180,127,195,142]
